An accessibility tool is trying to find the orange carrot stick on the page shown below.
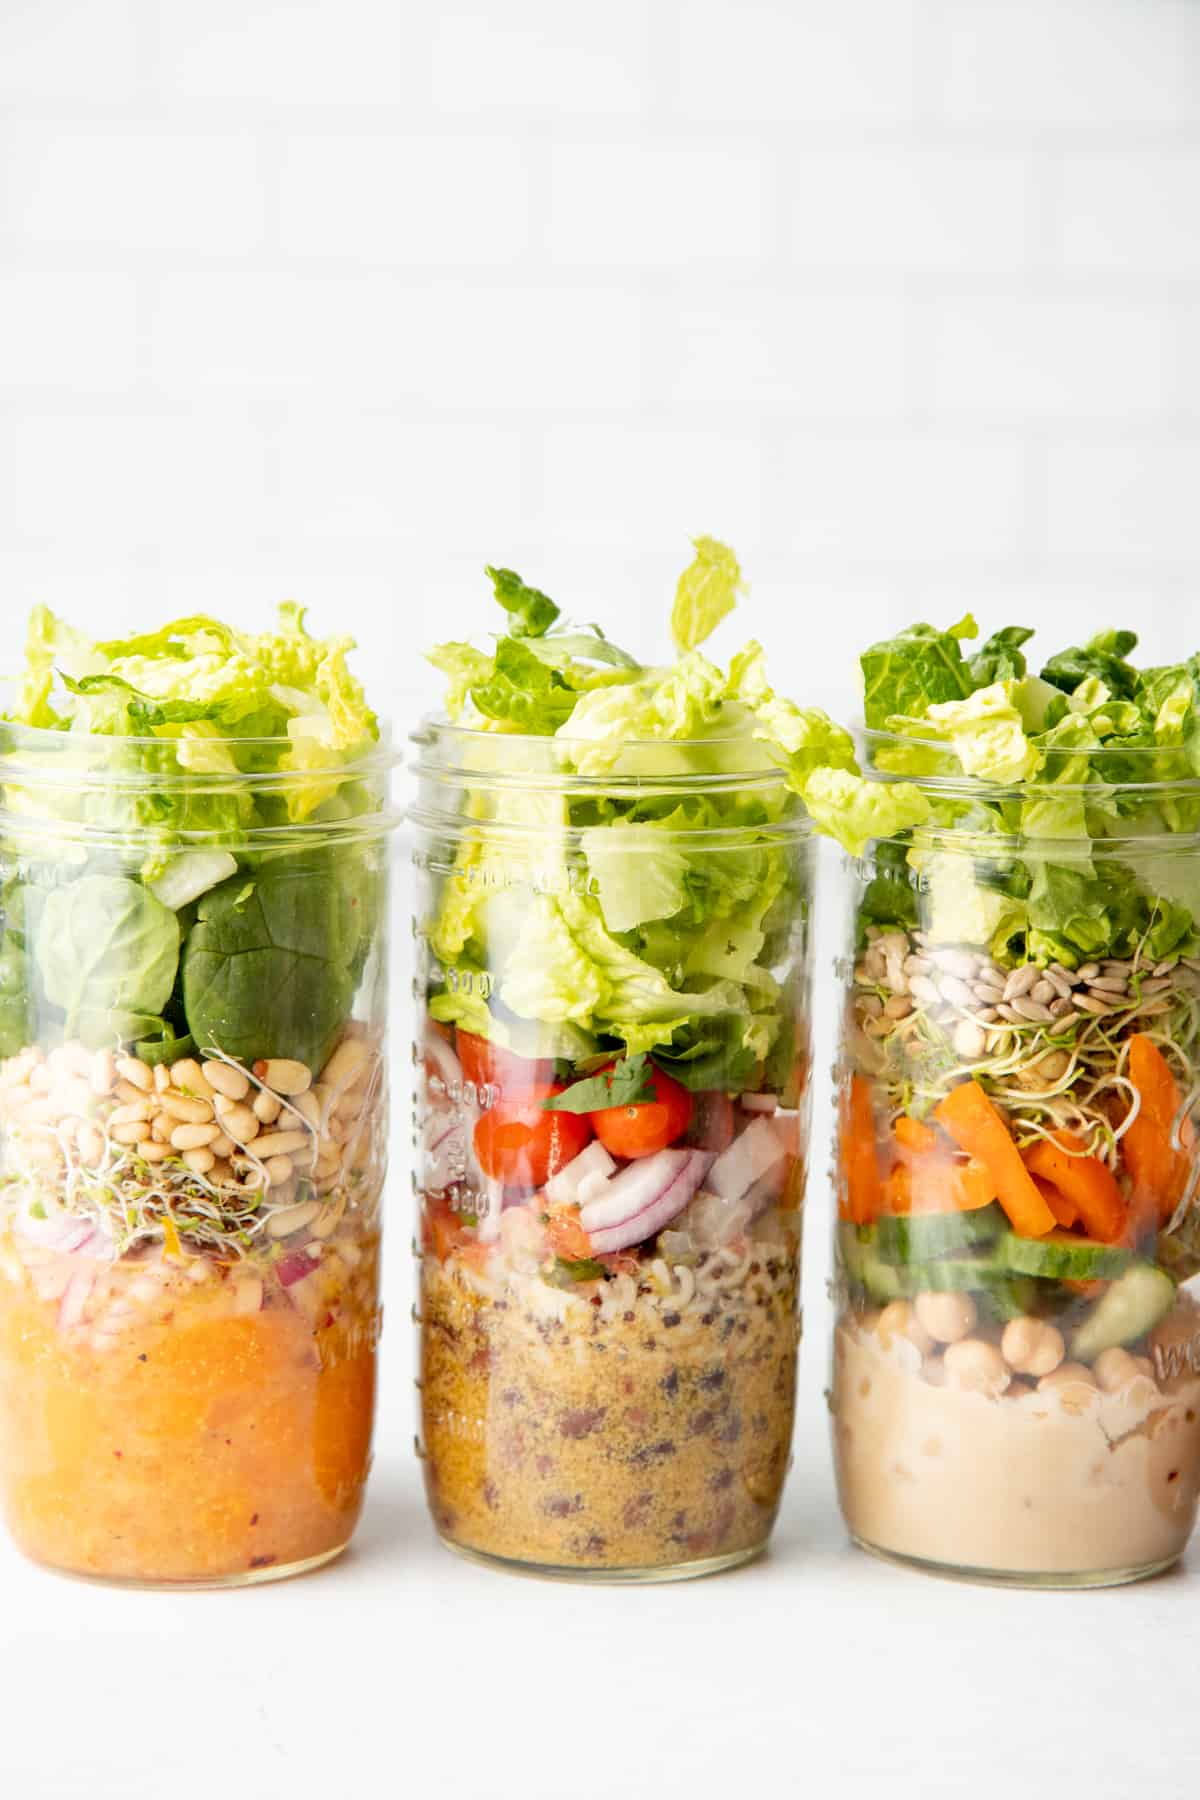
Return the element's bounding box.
[1024,1132,1125,1243]
[908,1154,996,1214]
[1032,1174,1079,1232]
[894,1115,938,1157]
[934,1080,1057,1238]
[1124,1034,1195,1226]
[841,1075,884,1225]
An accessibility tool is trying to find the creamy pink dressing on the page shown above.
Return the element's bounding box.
[832,1317,1200,1578]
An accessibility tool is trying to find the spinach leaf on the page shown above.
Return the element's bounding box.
[860,617,978,729]
[35,876,180,1032]
[181,865,357,1069]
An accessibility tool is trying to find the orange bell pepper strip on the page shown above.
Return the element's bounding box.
[934,1080,1057,1238]
[1124,1034,1195,1226]
[1023,1132,1126,1243]
[840,1075,884,1225]
[1032,1174,1079,1231]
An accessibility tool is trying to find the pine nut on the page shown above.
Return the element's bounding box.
[139,1141,172,1163]
[203,1060,250,1102]
[159,1092,214,1125]
[252,1130,309,1160]
[154,1063,171,1093]
[263,1155,294,1186]
[77,1124,105,1164]
[266,1199,320,1239]
[210,1132,235,1159]
[218,1103,259,1143]
[115,1056,153,1092]
[110,1101,152,1127]
[321,1038,369,1091]
[170,1122,220,1151]
[112,1120,152,1145]
[90,1049,116,1095]
[182,1147,216,1175]
[252,1088,282,1125]
[290,1090,323,1130]
[171,1059,215,1102]
[255,1058,312,1096]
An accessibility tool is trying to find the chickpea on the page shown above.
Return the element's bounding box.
[1038,1361,1097,1404]
[944,1337,1011,1397]
[876,1299,934,1357]
[1093,1346,1157,1396]
[914,1289,978,1345]
[1001,1316,1066,1379]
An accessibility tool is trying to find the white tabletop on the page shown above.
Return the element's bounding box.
[2,1217,1197,1800]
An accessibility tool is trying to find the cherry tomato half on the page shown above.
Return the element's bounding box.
[457,1030,555,1096]
[591,1065,693,1160]
[473,1085,593,1190]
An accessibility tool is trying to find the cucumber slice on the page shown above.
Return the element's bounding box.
[837,1223,911,1304]
[1070,1263,1177,1362]
[906,1254,998,1293]
[975,1275,1042,1323]
[876,1203,1005,1266]
[997,1231,1132,1283]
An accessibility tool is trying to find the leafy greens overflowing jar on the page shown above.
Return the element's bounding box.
[832,617,1200,1587]
[412,542,885,1581]
[0,607,396,1586]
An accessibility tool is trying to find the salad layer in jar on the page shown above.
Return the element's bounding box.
[832,617,1200,1585]
[414,543,909,1579]
[0,607,393,1586]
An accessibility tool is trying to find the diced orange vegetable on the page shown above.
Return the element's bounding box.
[1033,1174,1079,1231]
[893,1115,938,1157]
[424,1198,471,1262]
[884,1163,912,1215]
[840,1075,884,1225]
[909,1154,996,1214]
[544,1204,595,1262]
[1124,1034,1195,1226]
[934,1080,1057,1238]
[1023,1132,1126,1243]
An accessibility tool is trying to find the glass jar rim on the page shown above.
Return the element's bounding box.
[857,723,1200,798]
[410,713,811,842]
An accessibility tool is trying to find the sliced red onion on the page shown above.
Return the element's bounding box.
[707,1117,788,1204]
[423,1027,463,1102]
[544,1141,617,1207]
[423,1114,470,1192]
[16,1194,95,1256]
[581,1149,714,1255]
[57,1268,94,1333]
[231,1276,264,1315]
[276,1248,316,1287]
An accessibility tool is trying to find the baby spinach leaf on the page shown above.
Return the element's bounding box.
[181,865,357,1070]
[35,876,180,1031]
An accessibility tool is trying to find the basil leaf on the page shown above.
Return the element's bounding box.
[542,1053,657,1112]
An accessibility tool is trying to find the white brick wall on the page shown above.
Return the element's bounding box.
[0,0,1197,732]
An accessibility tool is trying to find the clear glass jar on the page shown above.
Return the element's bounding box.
[411,722,813,1581]
[831,734,1200,1587]
[0,723,397,1586]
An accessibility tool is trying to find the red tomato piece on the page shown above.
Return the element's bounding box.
[457,1030,555,1096]
[473,1085,592,1190]
[591,1066,693,1160]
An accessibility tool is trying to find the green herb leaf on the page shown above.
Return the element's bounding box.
[555,1256,607,1283]
[670,536,745,653]
[485,566,561,639]
[542,1054,657,1112]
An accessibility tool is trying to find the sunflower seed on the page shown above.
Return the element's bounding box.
[1045,966,1076,998]
[1049,963,1080,989]
[1003,965,1038,1002]
[1011,995,1054,1023]
[1153,960,1179,977]
[904,954,932,978]
[997,1003,1026,1024]
[883,994,913,1020]
[1089,975,1128,994]
[930,948,979,981]
[1074,994,1113,1016]
[1049,997,1073,1018]
[1076,963,1101,982]
[973,982,1006,1007]
[953,1020,988,1059]
[909,975,940,1007]
[1102,960,1133,977]
[1138,976,1174,996]
[857,994,884,1019]
[976,1007,1000,1023]
[1030,979,1057,1007]
[1137,998,1171,1016]
[939,974,976,1009]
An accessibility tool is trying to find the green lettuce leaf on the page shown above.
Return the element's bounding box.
[485,566,561,639]
[860,616,978,730]
[670,536,745,653]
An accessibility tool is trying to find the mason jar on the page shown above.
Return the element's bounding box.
[410,721,813,1581]
[831,732,1200,1587]
[0,723,397,1585]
